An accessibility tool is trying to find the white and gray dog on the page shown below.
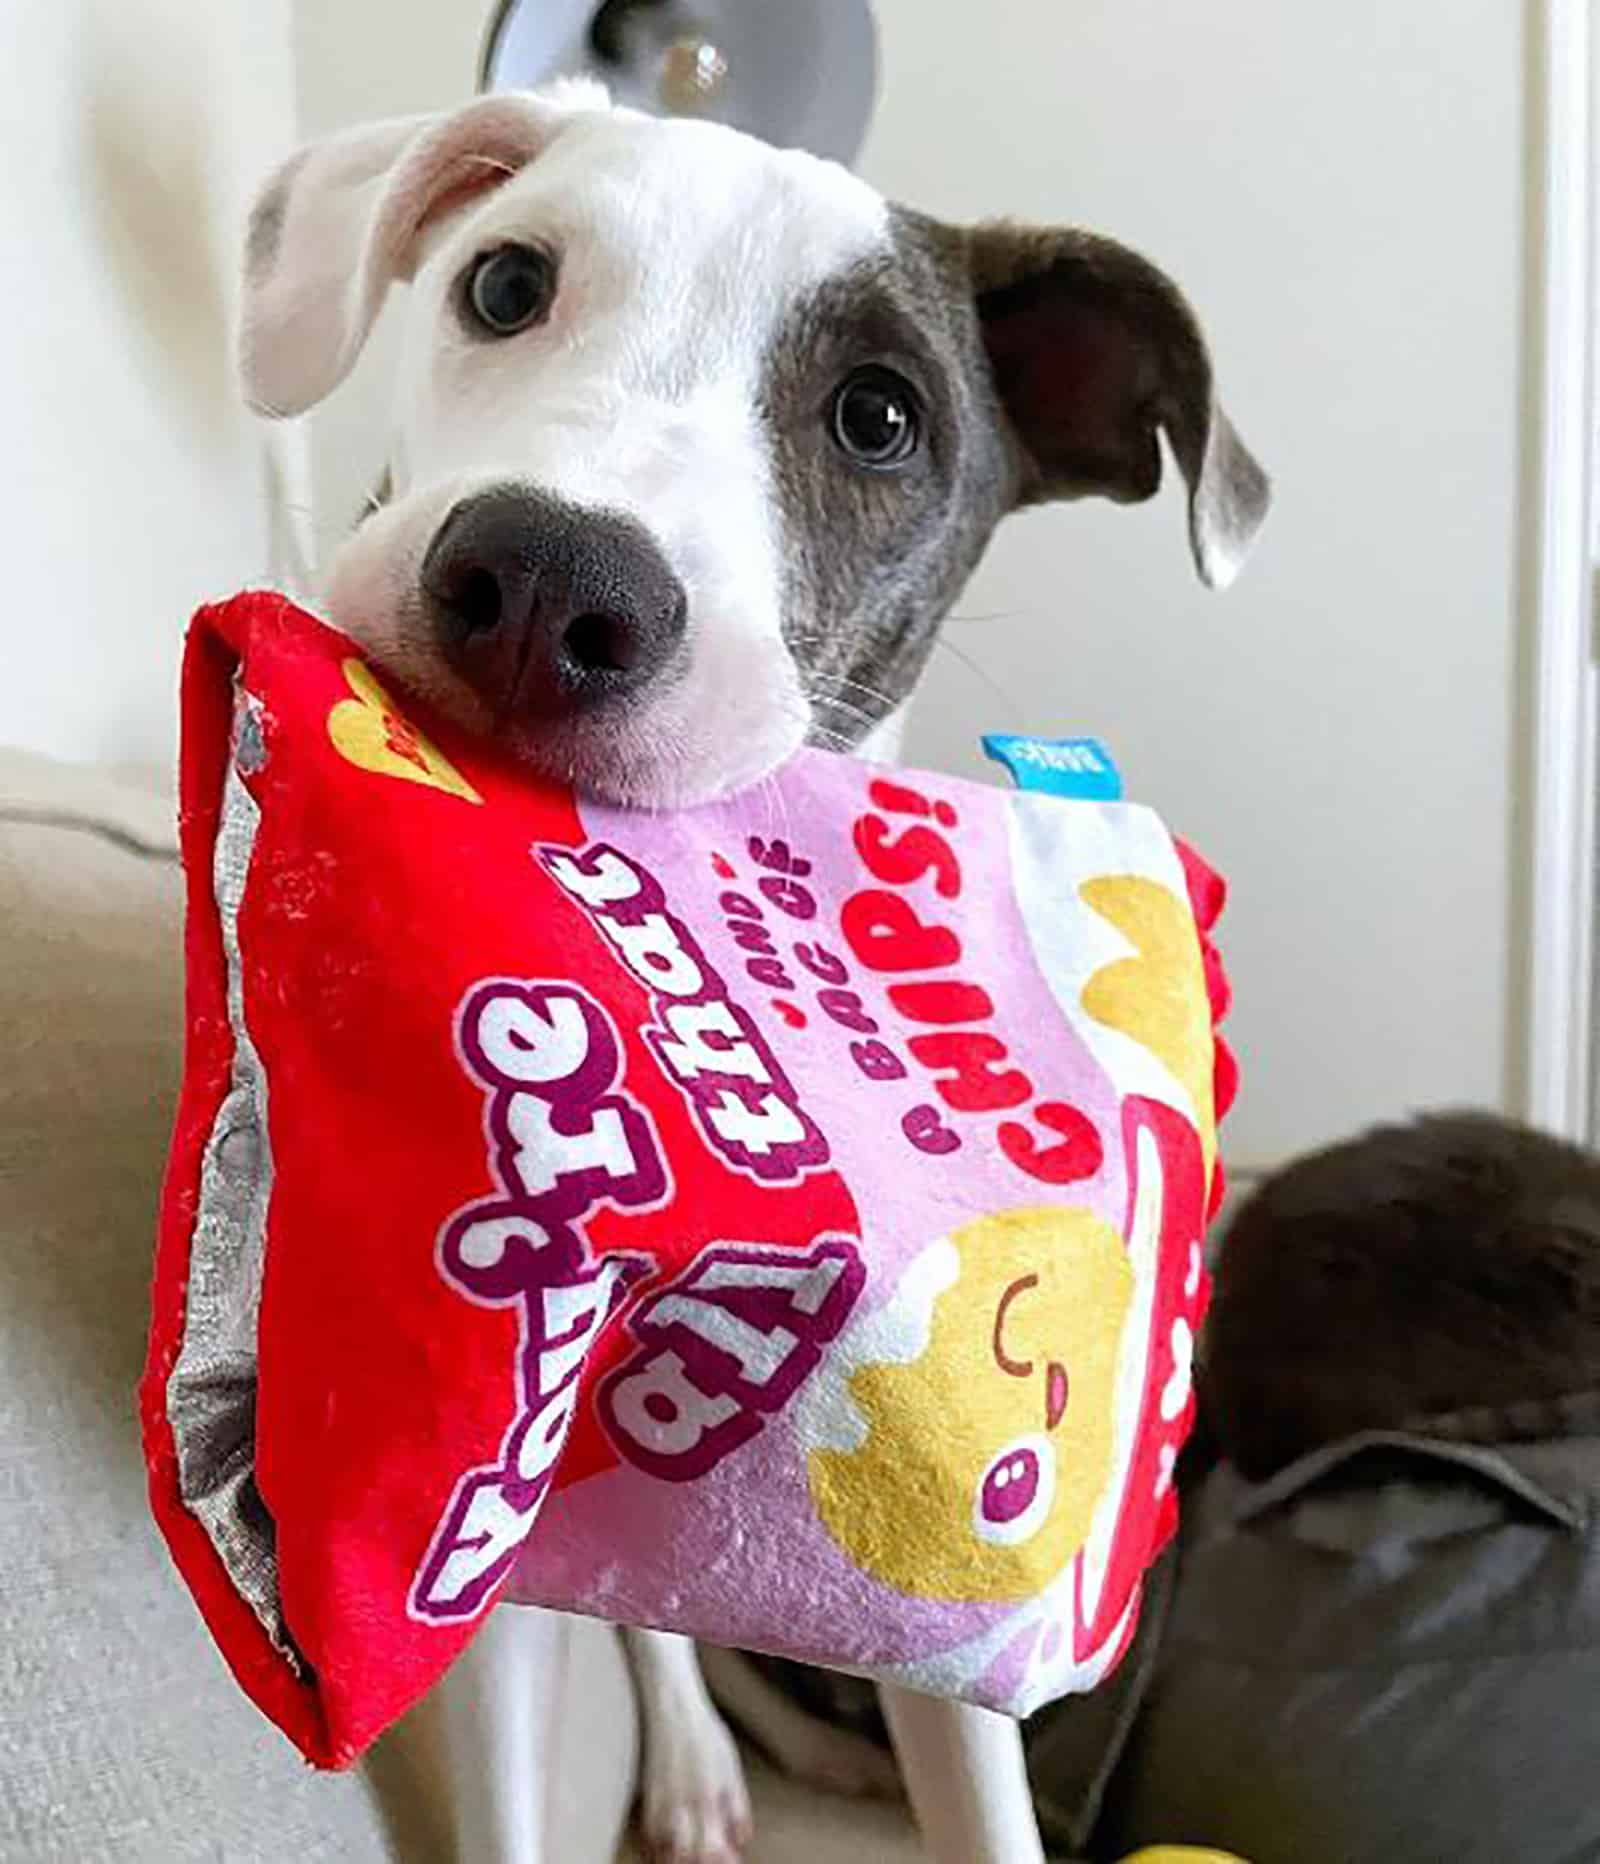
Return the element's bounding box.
[240,78,1266,1864]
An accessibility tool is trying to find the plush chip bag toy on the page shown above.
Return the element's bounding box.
[141,591,1235,1768]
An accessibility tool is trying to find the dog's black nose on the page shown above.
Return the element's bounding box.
[422,489,688,719]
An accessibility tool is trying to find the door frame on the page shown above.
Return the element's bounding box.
[1525,0,1596,1143]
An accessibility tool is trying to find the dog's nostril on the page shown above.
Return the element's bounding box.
[563,612,636,675]
[451,567,504,637]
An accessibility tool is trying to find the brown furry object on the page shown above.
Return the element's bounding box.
[1200,1110,1600,1481]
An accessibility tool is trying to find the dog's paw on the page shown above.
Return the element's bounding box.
[638,1704,754,1863]
[763,1718,903,1801]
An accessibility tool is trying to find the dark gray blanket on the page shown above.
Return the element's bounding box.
[751,1398,1600,1863]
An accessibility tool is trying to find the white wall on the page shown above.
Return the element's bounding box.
[289,2,488,571]
[0,1,300,781]
[285,1,1529,1174]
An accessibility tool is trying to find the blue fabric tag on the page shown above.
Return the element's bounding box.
[981,735,1124,801]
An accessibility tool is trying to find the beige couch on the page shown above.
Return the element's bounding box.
[0,749,924,1863]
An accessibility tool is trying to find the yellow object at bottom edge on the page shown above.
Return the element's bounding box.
[1119,1850,1248,1864]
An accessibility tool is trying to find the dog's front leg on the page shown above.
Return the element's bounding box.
[414,1603,628,1864]
[879,1685,1045,1864]
[623,1626,753,1863]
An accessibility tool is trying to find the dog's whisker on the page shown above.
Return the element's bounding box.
[946,607,1026,627]
[821,672,894,704]
[803,674,886,716]
[774,765,799,849]
[806,692,884,740]
[752,771,793,855]
[805,700,865,741]
[931,632,1024,716]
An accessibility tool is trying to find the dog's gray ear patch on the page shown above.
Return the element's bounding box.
[966,223,1270,587]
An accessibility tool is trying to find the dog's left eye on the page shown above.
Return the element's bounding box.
[830,367,921,469]
[464,244,557,336]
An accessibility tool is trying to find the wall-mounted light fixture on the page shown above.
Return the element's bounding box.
[480,0,878,167]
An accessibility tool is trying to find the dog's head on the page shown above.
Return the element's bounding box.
[243,82,1268,805]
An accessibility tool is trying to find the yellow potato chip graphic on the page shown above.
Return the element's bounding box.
[1081,874,1214,1170]
[808,1206,1133,1603]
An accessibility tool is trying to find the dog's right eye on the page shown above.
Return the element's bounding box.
[464,245,557,337]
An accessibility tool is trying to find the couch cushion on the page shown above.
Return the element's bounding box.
[0,754,395,1860]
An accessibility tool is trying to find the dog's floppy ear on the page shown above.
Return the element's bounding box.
[967,224,1269,589]
[240,84,605,418]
